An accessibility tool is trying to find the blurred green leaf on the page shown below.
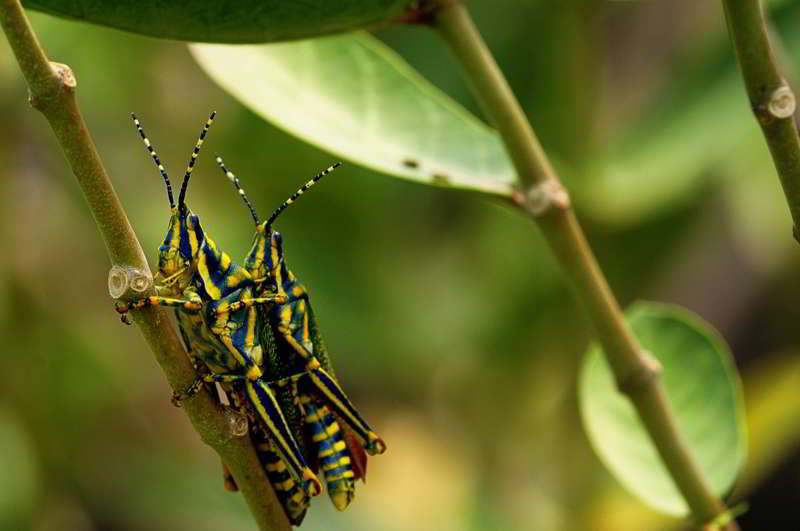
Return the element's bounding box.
[23,0,412,43]
[578,302,746,516]
[190,33,517,197]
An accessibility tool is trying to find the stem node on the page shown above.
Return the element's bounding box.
[616,350,663,396]
[766,84,795,120]
[514,179,571,217]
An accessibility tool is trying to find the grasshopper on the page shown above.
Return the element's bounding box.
[214,156,386,511]
[113,113,323,512]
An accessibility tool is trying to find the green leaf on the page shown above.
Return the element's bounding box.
[190,33,517,197]
[578,302,746,516]
[23,0,413,43]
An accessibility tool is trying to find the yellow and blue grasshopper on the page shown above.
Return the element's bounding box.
[114,113,324,511]
[214,156,387,511]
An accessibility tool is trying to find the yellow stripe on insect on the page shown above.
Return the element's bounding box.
[322,462,343,473]
[198,257,222,300]
[246,307,256,346]
[188,223,199,255]
[327,470,355,482]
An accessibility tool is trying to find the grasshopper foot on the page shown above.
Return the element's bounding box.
[171,377,204,407]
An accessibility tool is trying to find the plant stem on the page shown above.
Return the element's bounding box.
[431,1,737,527]
[0,2,289,530]
[722,0,800,240]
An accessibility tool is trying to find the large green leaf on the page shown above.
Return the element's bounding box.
[23,0,412,43]
[579,302,746,516]
[190,34,517,197]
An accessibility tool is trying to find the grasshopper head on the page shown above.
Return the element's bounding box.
[157,204,204,291]
[243,222,281,286]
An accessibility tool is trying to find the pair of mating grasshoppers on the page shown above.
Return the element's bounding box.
[114,112,386,525]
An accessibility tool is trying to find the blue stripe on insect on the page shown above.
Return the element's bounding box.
[179,219,193,260]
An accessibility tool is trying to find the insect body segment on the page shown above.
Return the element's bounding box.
[117,114,322,503]
[260,445,311,524]
[298,392,355,510]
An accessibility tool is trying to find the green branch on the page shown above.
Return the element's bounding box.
[0,2,289,529]
[722,0,800,239]
[430,1,737,527]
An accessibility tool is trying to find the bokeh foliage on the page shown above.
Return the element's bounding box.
[1,1,799,529]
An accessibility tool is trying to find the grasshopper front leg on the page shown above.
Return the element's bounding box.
[208,294,289,315]
[115,289,203,324]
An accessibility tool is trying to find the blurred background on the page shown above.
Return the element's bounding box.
[1,0,799,529]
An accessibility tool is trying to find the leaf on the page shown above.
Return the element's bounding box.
[23,0,413,43]
[190,33,517,197]
[578,302,746,516]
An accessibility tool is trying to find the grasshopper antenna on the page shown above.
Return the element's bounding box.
[266,162,342,229]
[131,113,174,209]
[216,156,261,225]
[178,111,216,208]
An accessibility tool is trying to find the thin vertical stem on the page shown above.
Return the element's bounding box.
[723,0,800,237]
[430,1,737,527]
